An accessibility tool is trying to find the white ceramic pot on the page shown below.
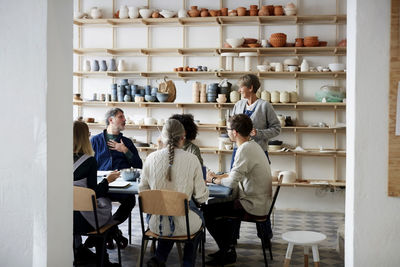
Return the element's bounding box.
[261,90,271,102]
[119,5,129,19]
[83,60,91,72]
[289,91,298,103]
[128,6,139,18]
[178,9,187,18]
[144,117,156,125]
[230,91,240,103]
[280,91,290,103]
[139,9,153,19]
[90,7,102,19]
[117,59,126,71]
[300,59,310,72]
[279,171,297,183]
[271,91,280,103]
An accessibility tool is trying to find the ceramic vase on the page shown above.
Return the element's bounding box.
[91,60,99,71]
[119,5,129,19]
[230,90,240,103]
[100,60,107,71]
[289,91,298,103]
[178,9,187,18]
[261,90,271,102]
[109,59,117,71]
[90,7,102,19]
[271,91,280,103]
[128,6,139,18]
[280,91,290,103]
[117,60,126,71]
[83,60,91,72]
[300,59,309,72]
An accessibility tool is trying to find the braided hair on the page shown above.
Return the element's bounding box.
[161,119,185,181]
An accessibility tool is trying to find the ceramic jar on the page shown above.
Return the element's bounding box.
[267,5,274,15]
[261,90,271,102]
[178,9,187,18]
[109,59,117,71]
[237,7,246,16]
[271,91,280,103]
[300,59,310,72]
[289,91,298,103]
[128,6,139,18]
[90,7,102,19]
[280,91,290,103]
[274,6,284,16]
[188,6,200,17]
[200,8,209,17]
[117,59,126,71]
[83,60,91,72]
[279,171,297,183]
[100,60,107,71]
[91,60,99,71]
[221,8,228,16]
[249,5,258,16]
[119,5,129,19]
[259,6,269,16]
[230,90,240,103]
[295,38,304,47]
[228,10,238,16]
[200,84,207,103]
[192,82,201,103]
[275,62,283,72]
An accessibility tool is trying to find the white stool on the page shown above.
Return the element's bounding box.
[282,231,326,267]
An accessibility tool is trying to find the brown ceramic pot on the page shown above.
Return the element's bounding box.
[267,5,274,15]
[221,7,228,16]
[249,9,258,16]
[200,8,209,17]
[209,10,220,17]
[258,6,269,16]
[250,5,258,10]
[237,7,246,16]
[152,11,160,18]
[188,6,200,17]
[295,38,304,47]
[274,6,284,16]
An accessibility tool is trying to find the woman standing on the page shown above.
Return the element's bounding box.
[231,74,281,165]
[139,119,209,267]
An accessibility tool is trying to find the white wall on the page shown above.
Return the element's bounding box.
[346,0,400,265]
[74,0,347,212]
[0,0,72,266]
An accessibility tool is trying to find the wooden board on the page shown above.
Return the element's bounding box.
[388,0,400,197]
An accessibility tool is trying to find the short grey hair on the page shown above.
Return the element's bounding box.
[238,74,261,93]
[105,108,124,126]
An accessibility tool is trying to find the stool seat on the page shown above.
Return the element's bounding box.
[282,231,326,245]
[282,231,326,267]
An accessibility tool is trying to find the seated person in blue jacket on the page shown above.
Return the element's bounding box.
[90,108,143,249]
[91,107,143,171]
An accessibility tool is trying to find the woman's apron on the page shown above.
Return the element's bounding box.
[73,154,112,228]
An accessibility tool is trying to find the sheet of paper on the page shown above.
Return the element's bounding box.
[396,82,400,136]
[109,178,130,188]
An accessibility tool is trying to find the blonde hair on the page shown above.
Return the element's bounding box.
[161,119,185,181]
[73,121,94,156]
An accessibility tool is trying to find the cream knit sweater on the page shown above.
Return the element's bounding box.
[139,148,209,236]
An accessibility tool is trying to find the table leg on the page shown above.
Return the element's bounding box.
[128,213,132,244]
[284,242,294,267]
[304,246,309,267]
[312,244,320,267]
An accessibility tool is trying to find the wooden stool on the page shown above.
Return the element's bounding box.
[282,231,326,267]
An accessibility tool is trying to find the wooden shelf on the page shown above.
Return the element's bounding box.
[74,101,345,110]
[73,70,346,80]
[73,15,346,27]
[283,126,346,133]
[74,46,346,57]
[273,179,346,188]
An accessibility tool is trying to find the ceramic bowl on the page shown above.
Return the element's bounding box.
[139,9,153,18]
[283,58,299,65]
[156,92,169,102]
[257,65,268,72]
[284,7,297,15]
[121,168,140,181]
[226,38,245,48]
[160,10,177,18]
[328,63,345,72]
[144,95,156,102]
[144,117,157,125]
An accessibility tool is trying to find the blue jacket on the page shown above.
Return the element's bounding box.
[91,130,143,171]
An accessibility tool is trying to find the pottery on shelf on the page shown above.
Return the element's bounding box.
[100,60,107,71]
[271,91,280,103]
[152,11,160,18]
[119,5,129,19]
[128,6,139,18]
[91,60,99,71]
[160,10,176,18]
[109,59,117,71]
[270,33,287,47]
[274,5,284,16]
[221,8,228,16]
[139,9,153,19]
[200,8,209,17]
[289,91,298,103]
[280,91,290,103]
[259,6,269,16]
[230,90,240,103]
[178,9,187,18]
[300,59,310,72]
[237,7,246,16]
[188,6,200,17]
[83,60,91,72]
[261,90,271,102]
[117,59,126,72]
[90,7,102,19]
[295,38,304,47]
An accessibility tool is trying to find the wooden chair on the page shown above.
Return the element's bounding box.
[228,176,283,267]
[138,190,205,267]
[73,186,121,267]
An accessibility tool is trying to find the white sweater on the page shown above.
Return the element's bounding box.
[221,140,272,216]
[139,148,209,236]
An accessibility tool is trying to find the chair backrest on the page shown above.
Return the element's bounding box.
[139,190,188,216]
[267,176,283,217]
[73,186,96,212]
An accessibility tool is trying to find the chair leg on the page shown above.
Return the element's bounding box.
[268,239,273,260]
[138,238,148,267]
[128,213,132,245]
[176,242,183,267]
[202,231,205,267]
[257,222,269,267]
[100,236,107,267]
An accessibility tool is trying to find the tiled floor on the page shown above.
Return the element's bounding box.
[99,205,345,266]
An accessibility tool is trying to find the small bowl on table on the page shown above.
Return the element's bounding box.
[121,168,140,181]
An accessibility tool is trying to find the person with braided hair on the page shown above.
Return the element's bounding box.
[139,119,209,267]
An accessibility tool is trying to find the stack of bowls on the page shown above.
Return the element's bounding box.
[117,84,125,102]
[304,36,319,47]
[219,82,232,102]
[207,83,219,102]
[111,83,117,102]
[270,33,287,47]
[144,87,158,102]
[130,85,138,99]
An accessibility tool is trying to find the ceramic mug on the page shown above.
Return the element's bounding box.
[278,171,297,183]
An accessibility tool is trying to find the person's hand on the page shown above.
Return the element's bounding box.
[206,170,216,181]
[108,139,128,153]
[250,128,257,137]
[106,170,120,184]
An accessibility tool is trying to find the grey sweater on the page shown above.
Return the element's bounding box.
[221,140,272,216]
[232,99,281,151]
